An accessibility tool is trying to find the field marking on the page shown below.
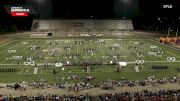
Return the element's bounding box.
[38,40,56,74]
[90,41,98,62]
[84,43,88,62]
[145,61,180,63]
[114,39,137,62]
[127,60,180,64]
[18,66,27,75]
[98,40,107,61]
[1,44,24,64]
[103,40,111,60]
[17,41,53,74]
[165,51,180,59]
[0,43,22,64]
[0,40,15,48]
[11,41,45,64]
[144,39,179,59]
[119,40,136,61]
[2,41,37,64]
[0,43,20,55]
[110,40,120,62]
[147,38,180,52]
[150,39,180,58]
[58,39,68,61]
[33,40,56,75]
[1,39,180,82]
[75,41,79,63]
[8,41,39,64]
[105,40,120,62]
[2,39,180,64]
[16,68,177,75]
[139,40,165,61]
[0,60,179,66]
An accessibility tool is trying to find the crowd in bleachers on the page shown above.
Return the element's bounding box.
[0,89,180,101]
[0,76,179,100]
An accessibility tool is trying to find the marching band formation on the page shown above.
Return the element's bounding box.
[4,39,177,75]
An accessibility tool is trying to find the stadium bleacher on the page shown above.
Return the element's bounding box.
[31,19,134,37]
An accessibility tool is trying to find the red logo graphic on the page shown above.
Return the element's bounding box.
[11,12,29,17]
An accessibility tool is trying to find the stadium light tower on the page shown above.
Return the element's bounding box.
[123,0,128,19]
[38,0,41,19]
[35,0,45,32]
[36,0,45,19]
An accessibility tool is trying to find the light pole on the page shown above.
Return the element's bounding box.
[38,0,41,19]
[36,0,44,32]
[123,0,127,19]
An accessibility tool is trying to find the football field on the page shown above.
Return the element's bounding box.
[0,37,180,83]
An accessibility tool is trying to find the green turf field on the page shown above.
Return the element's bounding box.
[0,37,180,83]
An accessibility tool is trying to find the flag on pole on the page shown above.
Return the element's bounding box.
[176,27,179,38]
[167,27,170,38]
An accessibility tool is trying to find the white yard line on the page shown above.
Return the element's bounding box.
[165,51,180,59]
[0,43,22,64]
[104,40,115,61]
[84,44,88,62]
[38,40,57,74]
[148,38,180,52]
[12,41,46,64]
[110,40,120,62]
[90,41,98,62]
[145,61,180,63]
[0,43,20,55]
[18,68,25,74]
[5,41,38,64]
[0,40,15,48]
[18,40,53,75]
[17,68,177,75]
[145,40,180,59]
[98,40,107,61]
[76,40,79,63]
[104,39,130,57]
[99,47,105,56]
[1,44,24,64]
[150,39,180,55]
[1,60,180,66]
[139,40,165,61]
[112,39,134,62]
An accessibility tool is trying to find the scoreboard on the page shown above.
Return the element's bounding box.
[140,0,179,16]
[11,6,29,16]
[4,5,36,17]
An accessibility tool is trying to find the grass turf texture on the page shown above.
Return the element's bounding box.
[0,37,180,83]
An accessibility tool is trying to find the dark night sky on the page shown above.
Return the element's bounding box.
[51,0,114,18]
[29,0,180,18]
[139,0,180,16]
[0,0,179,30]
[0,0,179,18]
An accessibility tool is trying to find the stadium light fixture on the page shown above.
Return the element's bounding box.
[36,0,45,19]
[123,0,128,19]
[38,0,41,19]
[36,0,45,3]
